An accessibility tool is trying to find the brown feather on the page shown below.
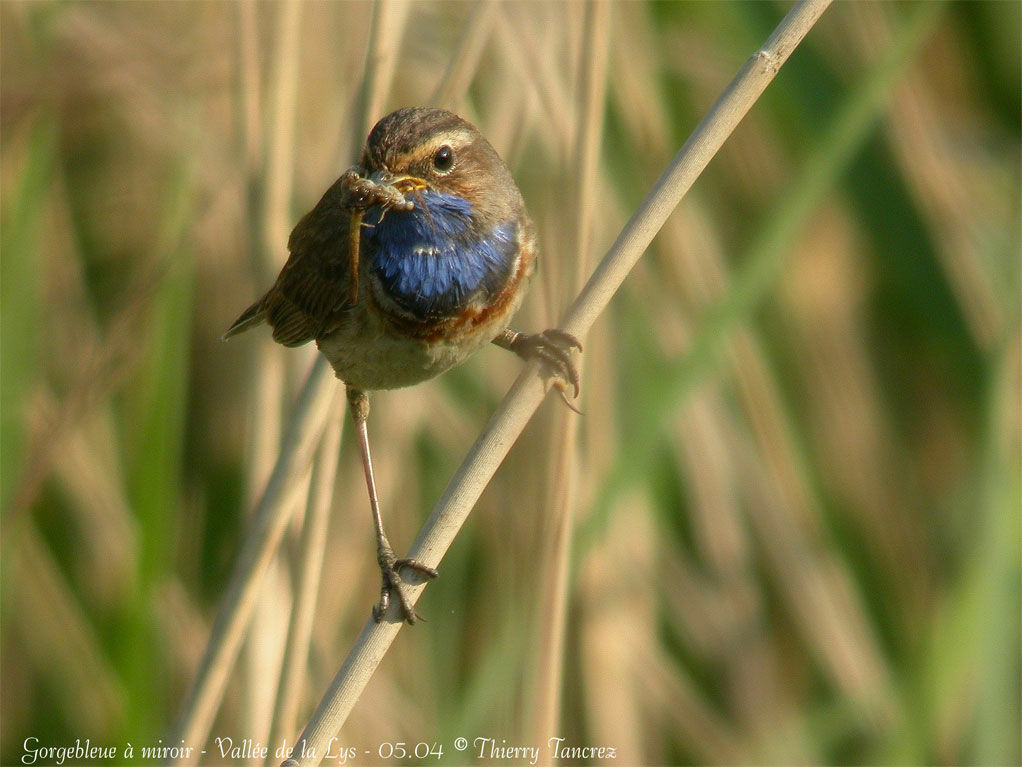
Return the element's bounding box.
[224,174,356,346]
[222,297,267,340]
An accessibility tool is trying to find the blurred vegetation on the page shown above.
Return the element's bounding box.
[2,1,1019,765]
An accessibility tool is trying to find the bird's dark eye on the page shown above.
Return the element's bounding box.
[432,145,455,173]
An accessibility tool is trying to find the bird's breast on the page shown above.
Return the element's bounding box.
[364,191,520,324]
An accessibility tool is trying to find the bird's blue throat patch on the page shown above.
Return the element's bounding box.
[364,191,517,320]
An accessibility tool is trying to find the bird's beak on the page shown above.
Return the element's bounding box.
[369,169,428,196]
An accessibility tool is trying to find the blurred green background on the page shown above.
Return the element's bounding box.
[2,1,1019,765]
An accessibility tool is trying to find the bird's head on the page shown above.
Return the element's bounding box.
[355,107,523,224]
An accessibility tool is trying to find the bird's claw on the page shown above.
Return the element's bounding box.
[508,329,583,406]
[373,547,438,625]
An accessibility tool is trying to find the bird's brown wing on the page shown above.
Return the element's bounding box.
[225,176,355,347]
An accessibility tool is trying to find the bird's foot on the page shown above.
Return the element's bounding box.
[373,545,438,625]
[505,329,583,411]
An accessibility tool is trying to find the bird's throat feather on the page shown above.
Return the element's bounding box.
[366,191,517,320]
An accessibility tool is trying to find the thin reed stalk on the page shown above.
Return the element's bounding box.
[429,0,498,110]
[2,4,1014,765]
[169,0,408,757]
[348,0,411,159]
[242,0,304,747]
[266,406,345,760]
[168,357,338,765]
[527,1,610,759]
[283,2,832,764]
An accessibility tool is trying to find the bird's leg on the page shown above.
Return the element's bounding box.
[493,328,583,411]
[346,387,438,624]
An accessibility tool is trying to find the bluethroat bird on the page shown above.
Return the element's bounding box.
[225,107,581,624]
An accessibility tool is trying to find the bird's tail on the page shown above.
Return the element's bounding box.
[222,296,267,341]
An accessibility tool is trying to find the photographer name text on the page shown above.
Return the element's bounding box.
[22,735,617,765]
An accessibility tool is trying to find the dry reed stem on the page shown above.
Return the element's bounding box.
[528,1,610,758]
[356,0,411,145]
[243,0,304,745]
[579,493,656,764]
[284,2,832,764]
[862,5,1005,348]
[731,333,894,724]
[235,0,266,280]
[236,0,262,170]
[171,0,408,755]
[429,0,498,110]
[267,407,345,760]
[169,357,339,765]
[495,6,576,151]
[263,0,303,268]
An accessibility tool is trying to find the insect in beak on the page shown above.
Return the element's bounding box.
[343,171,428,304]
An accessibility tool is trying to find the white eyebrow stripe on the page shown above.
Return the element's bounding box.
[402,128,478,167]
[426,127,477,149]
